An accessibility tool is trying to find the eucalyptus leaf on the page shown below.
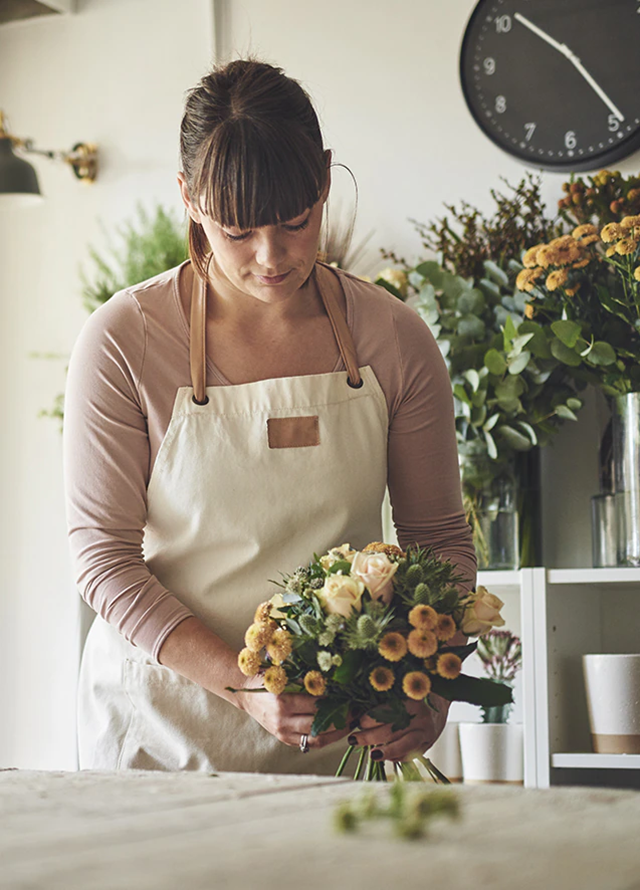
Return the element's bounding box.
[555,405,578,421]
[483,260,510,287]
[508,350,531,375]
[414,261,444,289]
[550,338,582,367]
[464,369,480,392]
[515,421,537,445]
[485,348,507,376]
[483,429,498,459]
[551,319,581,348]
[458,315,486,340]
[498,425,533,450]
[483,413,500,432]
[588,341,617,366]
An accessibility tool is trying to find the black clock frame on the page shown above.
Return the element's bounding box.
[459,0,640,173]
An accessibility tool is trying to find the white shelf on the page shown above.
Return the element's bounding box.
[552,753,640,770]
[547,568,640,585]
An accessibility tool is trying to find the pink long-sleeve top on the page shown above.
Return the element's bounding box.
[63,261,476,661]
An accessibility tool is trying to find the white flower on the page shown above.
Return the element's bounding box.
[318,631,335,647]
[317,650,333,672]
[332,654,343,667]
[319,543,357,571]
[317,574,365,618]
[350,551,398,605]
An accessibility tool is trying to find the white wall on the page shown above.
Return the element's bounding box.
[1,0,637,768]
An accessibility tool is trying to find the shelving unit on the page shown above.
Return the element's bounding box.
[475,567,640,789]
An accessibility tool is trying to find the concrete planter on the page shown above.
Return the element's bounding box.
[459,722,523,784]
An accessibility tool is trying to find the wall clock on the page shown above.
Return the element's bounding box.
[460,0,640,171]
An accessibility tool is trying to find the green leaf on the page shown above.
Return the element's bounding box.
[551,320,581,348]
[550,339,582,367]
[327,559,353,575]
[555,405,578,421]
[464,369,480,392]
[588,341,617,366]
[498,425,533,451]
[508,350,531,375]
[457,315,486,340]
[518,321,552,359]
[483,429,498,459]
[483,260,509,287]
[515,421,537,445]
[483,413,500,432]
[503,314,518,350]
[414,261,444,289]
[332,649,364,684]
[566,397,582,411]
[430,673,514,707]
[453,383,471,405]
[485,348,507,376]
[311,701,349,737]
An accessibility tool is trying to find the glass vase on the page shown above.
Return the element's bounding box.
[464,463,519,570]
[612,392,640,566]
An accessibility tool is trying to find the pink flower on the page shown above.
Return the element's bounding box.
[350,551,398,605]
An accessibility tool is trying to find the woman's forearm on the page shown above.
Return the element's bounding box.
[156,616,248,708]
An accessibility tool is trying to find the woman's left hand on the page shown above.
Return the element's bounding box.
[349,693,451,762]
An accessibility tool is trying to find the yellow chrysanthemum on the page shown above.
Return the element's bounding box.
[407,629,438,658]
[436,652,462,680]
[435,614,457,642]
[572,257,590,269]
[634,267,640,282]
[535,245,556,269]
[263,665,288,695]
[565,284,581,297]
[516,267,544,292]
[369,665,395,692]
[238,647,262,677]
[254,601,273,623]
[547,235,582,265]
[615,237,638,256]
[408,604,438,630]
[524,303,535,319]
[601,222,624,243]
[304,670,326,696]
[572,224,598,240]
[244,621,275,652]
[545,269,569,291]
[620,215,640,229]
[378,632,408,662]
[402,671,432,701]
[606,245,617,257]
[522,244,546,268]
[266,628,293,665]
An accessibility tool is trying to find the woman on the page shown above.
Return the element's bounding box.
[64,59,476,774]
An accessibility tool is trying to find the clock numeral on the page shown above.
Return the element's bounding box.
[524,122,536,142]
[564,131,577,149]
[483,57,496,76]
[495,95,507,114]
[494,15,512,33]
[608,114,620,132]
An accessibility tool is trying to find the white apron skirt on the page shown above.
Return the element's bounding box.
[78,264,389,773]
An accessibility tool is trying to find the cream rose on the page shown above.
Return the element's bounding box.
[319,543,357,571]
[350,551,398,606]
[317,574,365,618]
[459,586,505,636]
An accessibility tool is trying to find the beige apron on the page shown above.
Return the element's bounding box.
[78,263,389,773]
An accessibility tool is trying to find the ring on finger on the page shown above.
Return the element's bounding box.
[299,733,310,754]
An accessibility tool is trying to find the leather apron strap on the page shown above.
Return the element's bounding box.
[188,259,362,402]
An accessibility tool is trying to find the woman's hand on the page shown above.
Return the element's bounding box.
[349,693,451,762]
[237,674,350,750]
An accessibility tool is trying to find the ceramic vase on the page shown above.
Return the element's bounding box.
[583,654,640,754]
[458,722,524,784]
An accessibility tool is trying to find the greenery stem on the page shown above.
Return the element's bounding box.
[354,745,368,781]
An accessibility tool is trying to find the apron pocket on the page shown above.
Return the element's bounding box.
[120,659,217,772]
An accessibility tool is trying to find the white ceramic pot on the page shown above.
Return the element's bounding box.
[425,721,462,782]
[582,654,640,753]
[458,722,523,784]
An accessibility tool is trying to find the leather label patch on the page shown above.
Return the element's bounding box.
[267,416,320,449]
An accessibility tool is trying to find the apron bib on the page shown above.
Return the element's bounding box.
[78,263,389,773]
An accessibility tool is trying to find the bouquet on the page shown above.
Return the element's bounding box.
[233,541,512,781]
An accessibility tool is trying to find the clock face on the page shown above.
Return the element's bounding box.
[460,0,640,171]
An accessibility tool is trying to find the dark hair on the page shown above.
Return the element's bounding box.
[180,59,328,278]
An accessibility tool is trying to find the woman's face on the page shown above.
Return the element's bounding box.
[178,172,329,306]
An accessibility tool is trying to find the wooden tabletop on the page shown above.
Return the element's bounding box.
[2,769,640,889]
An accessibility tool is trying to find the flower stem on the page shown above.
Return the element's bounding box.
[335,744,356,778]
[353,745,368,781]
[417,755,451,784]
[364,748,375,781]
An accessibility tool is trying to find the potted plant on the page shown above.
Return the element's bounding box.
[376,176,583,568]
[516,170,640,565]
[458,629,523,784]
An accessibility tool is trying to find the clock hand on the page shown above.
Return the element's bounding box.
[514,12,624,122]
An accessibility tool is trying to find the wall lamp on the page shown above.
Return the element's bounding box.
[0,110,98,205]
